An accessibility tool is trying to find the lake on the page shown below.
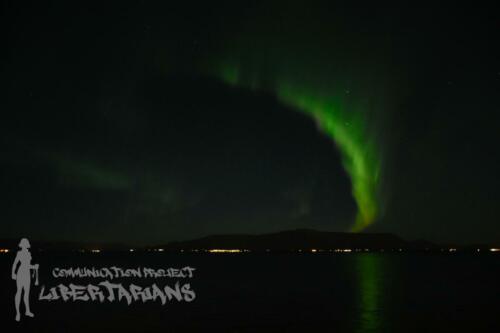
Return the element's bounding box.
[1,252,499,332]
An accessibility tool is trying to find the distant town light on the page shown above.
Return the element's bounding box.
[490,248,500,252]
[0,248,9,253]
[91,249,101,253]
[311,249,317,253]
[129,249,134,252]
[208,249,242,253]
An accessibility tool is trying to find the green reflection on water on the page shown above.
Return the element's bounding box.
[355,254,385,333]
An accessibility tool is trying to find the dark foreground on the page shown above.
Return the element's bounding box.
[1,252,499,332]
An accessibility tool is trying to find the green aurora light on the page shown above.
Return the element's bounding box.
[212,63,381,232]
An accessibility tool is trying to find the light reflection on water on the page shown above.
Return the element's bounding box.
[355,254,386,333]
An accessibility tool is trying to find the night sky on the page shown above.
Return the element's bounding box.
[1,2,499,244]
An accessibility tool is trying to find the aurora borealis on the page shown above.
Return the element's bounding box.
[2,1,500,244]
[278,88,380,232]
[214,64,381,231]
[199,2,393,231]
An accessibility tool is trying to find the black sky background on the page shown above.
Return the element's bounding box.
[1,1,499,244]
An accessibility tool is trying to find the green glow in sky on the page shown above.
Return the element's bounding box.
[215,63,381,231]
[50,154,131,190]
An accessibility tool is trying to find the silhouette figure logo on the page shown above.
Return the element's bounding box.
[11,238,39,322]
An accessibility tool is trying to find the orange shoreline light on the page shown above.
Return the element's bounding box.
[208,249,243,253]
